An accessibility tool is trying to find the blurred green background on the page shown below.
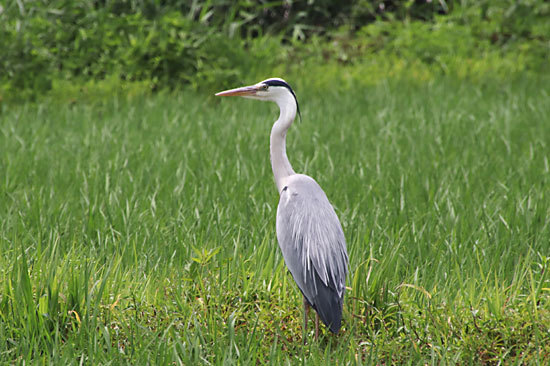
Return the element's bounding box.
[1,0,549,101]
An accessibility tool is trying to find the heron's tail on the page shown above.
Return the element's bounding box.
[309,272,344,333]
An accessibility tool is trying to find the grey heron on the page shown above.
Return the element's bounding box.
[216,78,348,341]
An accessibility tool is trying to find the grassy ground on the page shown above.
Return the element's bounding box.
[1,76,549,364]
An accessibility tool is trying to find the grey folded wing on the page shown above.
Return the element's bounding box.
[276,175,348,332]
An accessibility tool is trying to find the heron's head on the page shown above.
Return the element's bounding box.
[216,78,300,118]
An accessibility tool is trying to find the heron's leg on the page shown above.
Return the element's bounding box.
[303,297,309,344]
[315,313,319,340]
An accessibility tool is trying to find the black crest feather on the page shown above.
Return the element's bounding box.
[263,79,302,122]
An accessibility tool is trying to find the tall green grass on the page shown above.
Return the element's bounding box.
[1,77,549,364]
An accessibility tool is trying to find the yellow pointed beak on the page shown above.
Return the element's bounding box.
[215,85,261,97]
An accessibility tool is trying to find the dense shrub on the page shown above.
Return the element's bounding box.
[0,0,548,101]
[0,5,247,97]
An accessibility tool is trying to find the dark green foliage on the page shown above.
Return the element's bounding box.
[1,0,549,101]
[0,3,259,98]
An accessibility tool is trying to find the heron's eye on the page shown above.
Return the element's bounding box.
[260,84,269,91]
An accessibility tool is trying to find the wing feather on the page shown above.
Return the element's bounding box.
[276,174,348,332]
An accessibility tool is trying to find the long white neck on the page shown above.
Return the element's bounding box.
[270,93,297,193]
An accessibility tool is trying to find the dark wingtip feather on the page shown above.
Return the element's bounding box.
[312,293,343,333]
[306,269,344,333]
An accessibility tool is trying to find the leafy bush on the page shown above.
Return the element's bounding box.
[0,0,548,102]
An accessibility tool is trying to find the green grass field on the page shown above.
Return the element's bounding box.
[1,77,549,364]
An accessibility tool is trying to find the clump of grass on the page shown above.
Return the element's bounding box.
[0,76,549,363]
